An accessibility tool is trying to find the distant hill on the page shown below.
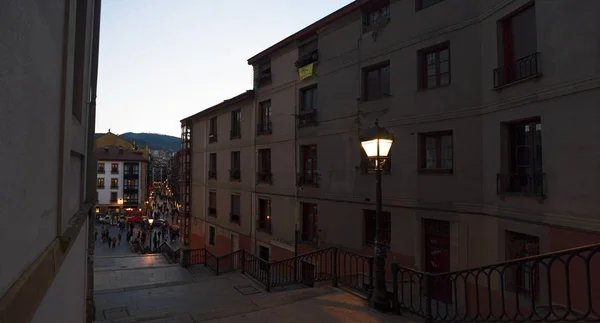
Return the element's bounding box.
[94,132,179,151]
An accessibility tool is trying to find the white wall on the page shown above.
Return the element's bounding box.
[97,160,124,205]
[31,218,88,323]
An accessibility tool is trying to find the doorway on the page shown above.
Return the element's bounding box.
[423,219,452,304]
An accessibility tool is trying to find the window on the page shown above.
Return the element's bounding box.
[124,179,138,190]
[257,101,272,135]
[110,178,118,189]
[110,192,117,202]
[208,191,217,217]
[417,0,445,11]
[230,194,240,224]
[301,203,317,242]
[71,0,89,122]
[231,110,241,139]
[505,231,539,296]
[97,163,105,173]
[111,163,119,174]
[209,226,216,246]
[362,2,390,32]
[257,149,272,183]
[256,60,272,87]
[209,117,218,143]
[96,178,105,189]
[495,3,539,88]
[363,209,391,248]
[363,62,390,101]
[296,40,319,67]
[300,86,318,111]
[498,119,543,195]
[124,193,138,205]
[299,145,318,185]
[419,131,453,173]
[230,151,241,181]
[208,153,217,179]
[124,163,139,175]
[257,198,271,232]
[419,44,450,89]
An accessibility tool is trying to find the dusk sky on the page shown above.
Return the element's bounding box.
[96,0,353,137]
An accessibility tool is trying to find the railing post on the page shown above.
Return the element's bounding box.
[391,263,400,314]
[216,256,220,276]
[425,274,433,323]
[367,257,374,300]
[266,263,271,292]
[203,249,207,267]
[180,248,190,267]
[332,248,338,287]
[241,249,246,274]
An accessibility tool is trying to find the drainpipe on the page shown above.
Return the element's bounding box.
[86,1,102,322]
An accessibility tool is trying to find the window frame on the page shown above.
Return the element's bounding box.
[257,198,271,232]
[230,109,241,139]
[418,42,451,90]
[257,100,272,135]
[230,194,241,224]
[419,130,454,174]
[257,149,272,183]
[110,178,118,189]
[208,153,217,179]
[96,178,105,188]
[300,145,318,185]
[111,163,119,174]
[301,203,318,243]
[362,61,390,101]
[362,2,390,33]
[110,191,118,202]
[209,117,218,142]
[300,86,318,112]
[230,151,241,181]
[208,225,216,246]
[97,162,105,173]
[208,191,217,217]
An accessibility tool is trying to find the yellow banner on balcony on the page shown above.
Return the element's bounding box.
[298,63,314,80]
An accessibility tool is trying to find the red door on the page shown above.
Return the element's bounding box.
[423,219,452,304]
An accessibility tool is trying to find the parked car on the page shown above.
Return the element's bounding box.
[100,215,111,224]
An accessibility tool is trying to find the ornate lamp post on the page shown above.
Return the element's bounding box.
[360,119,394,311]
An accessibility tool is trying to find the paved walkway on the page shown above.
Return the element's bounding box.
[93,242,420,322]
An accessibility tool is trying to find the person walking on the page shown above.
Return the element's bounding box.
[111,236,116,249]
[117,232,122,246]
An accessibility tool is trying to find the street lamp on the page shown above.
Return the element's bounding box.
[360,119,394,311]
[148,218,154,226]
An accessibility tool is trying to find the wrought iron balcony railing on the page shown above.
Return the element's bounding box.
[97,168,105,174]
[497,172,546,197]
[230,129,241,139]
[296,172,319,187]
[297,110,318,127]
[256,171,272,184]
[230,212,240,224]
[208,134,217,143]
[111,169,119,174]
[257,122,272,135]
[295,49,319,68]
[207,207,217,217]
[229,169,241,181]
[493,52,540,88]
[110,185,118,189]
[208,170,217,179]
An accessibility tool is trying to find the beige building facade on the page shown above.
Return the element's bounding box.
[0,0,102,322]
[183,0,600,273]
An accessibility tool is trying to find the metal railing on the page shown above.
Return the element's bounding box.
[182,247,373,293]
[497,172,546,197]
[159,242,180,263]
[257,122,272,135]
[391,243,600,322]
[493,52,540,88]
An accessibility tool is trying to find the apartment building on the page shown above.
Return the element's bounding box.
[95,146,147,212]
[0,1,102,322]
[182,0,600,273]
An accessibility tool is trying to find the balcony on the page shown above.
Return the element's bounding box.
[230,213,240,224]
[295,49,319,68]
[96,184,105,189]
[229,169,241,181]
[208,170,217,180]
[124,172,139,179]
[123,186,138,192]
[296,172,319,187]
[123,200,137,206]
[97,168,105,174]
[208,134,217,143]
[256,122,272,135]
[230,129,241,139]
[497,172,546,198]
[110,185,119,189]
[297,110,318,128]
[111,169,119,174]
[256,218,271,233]
[208,207,217,217]
[257,71,271,87]
[256,171,273,184]
[493,52,540,88]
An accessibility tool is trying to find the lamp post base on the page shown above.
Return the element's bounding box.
[369,292,391,312]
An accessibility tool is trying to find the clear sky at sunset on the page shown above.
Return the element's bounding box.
[96,0,353,137]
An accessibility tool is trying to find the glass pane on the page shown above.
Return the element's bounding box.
[440,73,450,85]
[367,70,380,99]
[427,65,437,77]
[441,158,453,169]
[427,76,436,88]
[439,49,449,62]
[381,67,390,95]
[426,52,436,65]
[440,61,449,74]
[514,124,526,145]
[441,135,452,149]
[516,147,530,166]
[426,137,436,150]
[313,88,318,110]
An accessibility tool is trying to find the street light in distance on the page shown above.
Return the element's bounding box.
[360,119,395,311]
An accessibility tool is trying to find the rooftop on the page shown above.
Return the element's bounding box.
[181,90,254,123]
[94,145,148,162]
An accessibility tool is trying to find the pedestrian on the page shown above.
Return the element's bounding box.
[112,237,116,249]
[117,232,122,246]
[106,231,111,245]
[94,230,98,243]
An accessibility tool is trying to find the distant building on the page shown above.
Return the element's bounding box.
[94,132,150,212]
